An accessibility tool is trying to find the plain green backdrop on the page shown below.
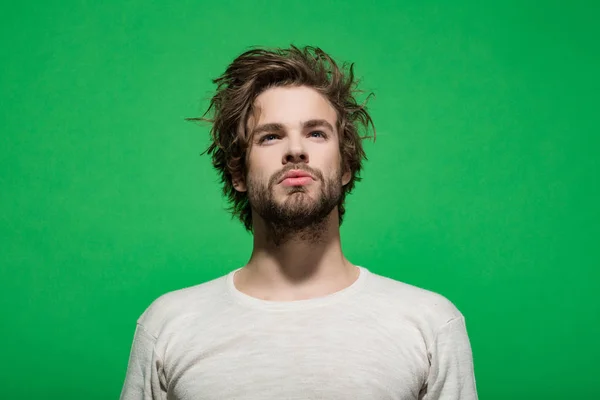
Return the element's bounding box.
[1,0,599,398]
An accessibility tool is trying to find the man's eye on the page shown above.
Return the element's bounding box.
[260,134,279,143]
[310,131,326,138]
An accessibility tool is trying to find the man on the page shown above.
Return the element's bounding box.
[120,45,478,399]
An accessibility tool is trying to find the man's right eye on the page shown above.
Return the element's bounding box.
[260,134,278,143]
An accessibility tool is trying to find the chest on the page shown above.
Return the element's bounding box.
[160,312,430,399]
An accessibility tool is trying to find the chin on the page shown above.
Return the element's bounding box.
[279,190,315,204]
[286,188,313,198]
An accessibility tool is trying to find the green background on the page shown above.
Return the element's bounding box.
[1,0,599,398]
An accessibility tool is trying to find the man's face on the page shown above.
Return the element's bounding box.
[234,85,351,230]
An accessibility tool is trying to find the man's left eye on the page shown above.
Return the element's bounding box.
[310,131,325,138]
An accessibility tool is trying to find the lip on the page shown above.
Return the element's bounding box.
[278,169,315,183]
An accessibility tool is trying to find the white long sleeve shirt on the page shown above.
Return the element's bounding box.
[120,266,478,399]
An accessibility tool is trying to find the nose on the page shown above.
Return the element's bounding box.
[282,138,309,164]
[283,150,308,164]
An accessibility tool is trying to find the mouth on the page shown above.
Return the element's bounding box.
[280,176,314,187]
[278,170,315,187]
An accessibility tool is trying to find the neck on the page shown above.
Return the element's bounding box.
[235,210,358,301]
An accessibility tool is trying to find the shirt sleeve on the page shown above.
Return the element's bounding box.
[423,316,478,400]
[119,323,167,400]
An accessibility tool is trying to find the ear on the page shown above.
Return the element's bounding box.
[342,165,352,186]
[232,173,247,192]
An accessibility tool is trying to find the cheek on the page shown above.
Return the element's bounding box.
[328,149,345,174]
[248,148,277,171]
[246,161,275,187]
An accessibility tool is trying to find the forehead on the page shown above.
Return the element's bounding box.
[249,85,337,128]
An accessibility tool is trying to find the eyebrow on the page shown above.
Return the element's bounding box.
[251,119,335,137]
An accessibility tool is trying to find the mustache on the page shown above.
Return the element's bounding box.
[269,165,323,188]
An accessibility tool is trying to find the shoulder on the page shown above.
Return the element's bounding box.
[362,268,464,328]
[135,273,228,337]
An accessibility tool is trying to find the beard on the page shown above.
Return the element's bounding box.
[246,165,343,246]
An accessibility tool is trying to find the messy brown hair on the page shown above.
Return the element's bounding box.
[187,45,375,232]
